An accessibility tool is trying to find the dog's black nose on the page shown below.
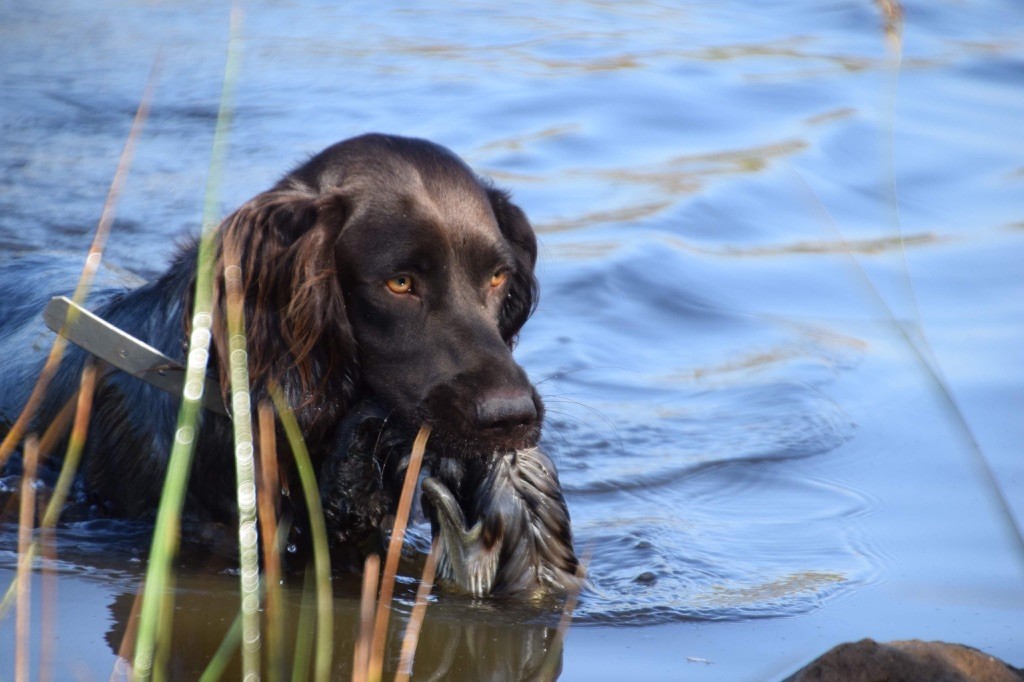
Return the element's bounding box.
[476,390,538,432]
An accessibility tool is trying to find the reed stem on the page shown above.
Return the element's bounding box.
[15,436,39,682]
[224,231,261,682]
[0,364,99,618]
[352,553,381,682]
[395,540,440,682]
[132,7,243,678]
[367,425,432,682]
[0,50,159,472]
[257,403,285,682]
[270,385,334,681]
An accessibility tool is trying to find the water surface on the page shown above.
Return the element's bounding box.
[1,0,1023,679]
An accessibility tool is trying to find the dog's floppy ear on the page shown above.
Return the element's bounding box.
[486,187,539,347]
[202,188,358,438]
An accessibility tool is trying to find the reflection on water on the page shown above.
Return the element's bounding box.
[2,0,1024,678]
[483,138,811,232]
[98,577,564,680]
[0,519,567,679]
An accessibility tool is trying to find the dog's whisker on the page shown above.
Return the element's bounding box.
[536,412,583,464]
[541,396,625,458]
[543,407,598,443]
[542,396,614,429]
[530,363,641,388]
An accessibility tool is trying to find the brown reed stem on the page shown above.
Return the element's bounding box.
[42,364,98,529]
[353,553,381,682]
[1,364,99,619]
[36,391,79,466]
[0,52,160,472]
[257,402,284,682]
[0,392,77,524]
[222,213,261,682]
[15,436,39,682]
[395,540,440,682]
[39,521,57,682]
[367,424,432,682]
[110,582,146,681]
[539,549,591,682]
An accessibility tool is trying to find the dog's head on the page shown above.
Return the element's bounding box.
[209,134,542,454]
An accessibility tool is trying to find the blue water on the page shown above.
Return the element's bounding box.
[1,0,1023,679]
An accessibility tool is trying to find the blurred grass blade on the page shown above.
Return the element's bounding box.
[875,0,903,49]
[270,385,333,681]
[292,568,317,682]
[353,553,381,682]
[133,8,243,678]
[258,402,285,682]
[791,170,1024,567]
[395,540,440,682]
[0,51,160,472]
[198,610,242,682]
[15,436,39,682]
[367,424,432,682]
[131,236,214,679]
[874,0,924,350]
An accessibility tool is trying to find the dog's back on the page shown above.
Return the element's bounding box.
[0,252,142,426]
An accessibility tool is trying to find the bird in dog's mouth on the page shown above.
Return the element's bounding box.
[319,401,583,598]
[422,447,582,598]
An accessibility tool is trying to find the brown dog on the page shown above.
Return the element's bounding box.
[1,135,549,538]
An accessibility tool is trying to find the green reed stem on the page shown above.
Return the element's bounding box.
[131,247,213,682]
[269,385,333,681]
[198,610,242,682]
[292,569,317,682]
[132,9,244,679]
[270,385,333,675]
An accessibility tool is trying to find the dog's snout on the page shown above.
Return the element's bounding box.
[476,390,538,432]
[421,367,543,451]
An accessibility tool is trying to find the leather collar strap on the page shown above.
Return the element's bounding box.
[43,296,228,416]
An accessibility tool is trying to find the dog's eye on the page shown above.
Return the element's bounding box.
[490,270,508,288]
[386,275,413,294]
